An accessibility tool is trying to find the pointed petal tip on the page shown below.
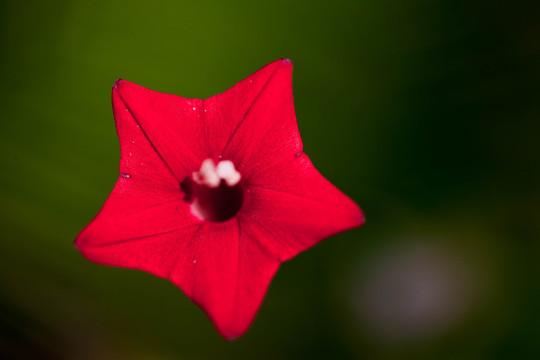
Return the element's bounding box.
[351,199,366,227]
[73,230,86,251]
[218,327,247,341]
[280,58,293,66]
[223,333,241,341]
[358,209,366,227]
[210,311,254,341]
[113,79,123,90]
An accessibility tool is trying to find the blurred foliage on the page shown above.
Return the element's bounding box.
[1,0,539,359]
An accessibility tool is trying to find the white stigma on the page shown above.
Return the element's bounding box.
[192,159,241,188]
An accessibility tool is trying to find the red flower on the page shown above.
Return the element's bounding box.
[75,59,364,339]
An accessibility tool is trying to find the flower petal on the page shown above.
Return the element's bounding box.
[75,87,201,278]
[241,153,364,262]
[114,79,205,181]
[205,59,302,175]
[168,220,280,339]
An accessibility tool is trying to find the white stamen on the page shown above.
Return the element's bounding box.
[193,159,220,188]
[192,158,241,188]
[216,160,241,186]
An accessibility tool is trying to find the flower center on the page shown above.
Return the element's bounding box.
[181,159,243,222]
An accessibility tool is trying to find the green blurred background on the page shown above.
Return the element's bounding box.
[1,0,539,359]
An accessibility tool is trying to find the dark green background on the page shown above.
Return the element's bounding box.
[1,0,539,359]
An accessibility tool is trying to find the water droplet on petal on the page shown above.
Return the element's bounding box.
[193,259,197,264]
[120,173,131,178]
[129,152,132,156]
[193,107,196,111]
[131,140,135,144]
[295,151,303,157]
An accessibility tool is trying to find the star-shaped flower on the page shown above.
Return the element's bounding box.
[75,59,364,339]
